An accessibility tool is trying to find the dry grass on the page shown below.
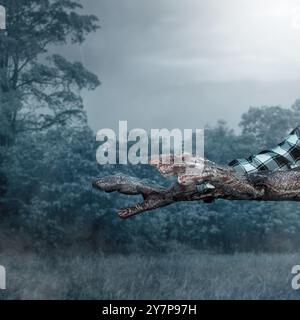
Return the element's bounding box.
[0,247,299,300]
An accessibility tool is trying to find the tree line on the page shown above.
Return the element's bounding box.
[1,1,300,254]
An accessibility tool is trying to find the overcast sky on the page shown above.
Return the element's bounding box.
[70,0,300,132]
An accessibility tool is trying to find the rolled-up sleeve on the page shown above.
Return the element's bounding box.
[228,126,300,174]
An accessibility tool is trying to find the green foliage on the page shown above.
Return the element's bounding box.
[239,103,300,149]
[3,127,99,247]
[0,0,100,140]
[1,3,300,254]
[2,102,300,253]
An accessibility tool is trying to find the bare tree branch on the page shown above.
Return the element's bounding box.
[92,154,300,219]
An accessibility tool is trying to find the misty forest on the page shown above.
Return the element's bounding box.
[0,1,300,299]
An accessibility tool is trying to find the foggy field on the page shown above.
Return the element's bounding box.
[0,248,299,300]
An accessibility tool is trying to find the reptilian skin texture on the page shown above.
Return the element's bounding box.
[92,155,300,219]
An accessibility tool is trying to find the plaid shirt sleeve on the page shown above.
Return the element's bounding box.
[228,126,300,174]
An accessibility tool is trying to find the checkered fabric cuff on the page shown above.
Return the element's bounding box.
[228,126,300,174]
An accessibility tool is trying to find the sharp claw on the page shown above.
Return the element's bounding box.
[118,208,131,219]
[118,203,144,219]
